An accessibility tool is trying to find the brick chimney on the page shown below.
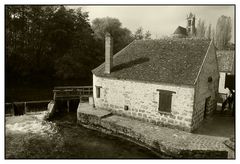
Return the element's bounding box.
[104,32,113,74]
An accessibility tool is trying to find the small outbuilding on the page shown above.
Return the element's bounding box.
[92,33,219,132]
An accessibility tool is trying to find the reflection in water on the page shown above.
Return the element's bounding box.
[6,112,159,159]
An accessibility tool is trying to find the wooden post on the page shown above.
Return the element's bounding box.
[11,103,15,116]
[24,102,27,114]
[66,100,69,112]
[53,91,56,101]
[79,89,81,103]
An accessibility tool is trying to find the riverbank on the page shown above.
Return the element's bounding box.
[77,103,234,159]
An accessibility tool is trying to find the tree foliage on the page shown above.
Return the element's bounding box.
[134,27,144,40]
[133,27,152,40]
[196,19,206,38]
[144,30,152,40]
[91,17,134,54]
[6,6,151,87]
[215,15,232,50]
[205,24,212,40]
[6,6,102,85]
[6,6,60,83]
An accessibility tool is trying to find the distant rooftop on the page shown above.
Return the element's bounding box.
[93,38,211,86]
[173,26,187,36]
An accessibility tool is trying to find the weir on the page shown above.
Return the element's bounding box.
[5,86,93,117]
[52,86,93,113]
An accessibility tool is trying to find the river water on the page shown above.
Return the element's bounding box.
[5,112,159,159]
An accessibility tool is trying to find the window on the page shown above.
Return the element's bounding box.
[225,74,235,90]
[96,86,102,98]
[208,76,213,90]
[208,76,213,83]
[157,89,175,113]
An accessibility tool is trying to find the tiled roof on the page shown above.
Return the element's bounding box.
[173,26,187,36]
[216,50,235,73]
[92,38,211,86]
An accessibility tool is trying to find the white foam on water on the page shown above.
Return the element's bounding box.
[6,113,58,135]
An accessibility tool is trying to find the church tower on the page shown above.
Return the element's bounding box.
[186,13,196,36]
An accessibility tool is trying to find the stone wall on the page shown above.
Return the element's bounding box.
[193,41,219,130]
[93,75,195,131]
[77,108,229,159]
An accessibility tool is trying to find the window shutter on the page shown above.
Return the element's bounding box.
[159,93,163,111]
[166,94,172,112]
[157,90,174,113]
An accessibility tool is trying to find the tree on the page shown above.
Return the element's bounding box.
[6,5,99,84]
[91,17,133,54]
[144,30,152,39]
[51,7,98,80]
[215,15,232,50]
[205,24,212,40]
[6,6,54,79]
[211,28,215,40]
[134,27,152,40]
[134,27,144,40]
[196,19,206,38]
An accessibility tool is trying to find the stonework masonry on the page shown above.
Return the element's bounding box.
[193,41,219,130]
[93,74,195,132]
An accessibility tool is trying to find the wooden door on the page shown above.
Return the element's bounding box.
[204,96,211,118]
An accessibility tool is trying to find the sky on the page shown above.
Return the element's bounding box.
[73,5,234,41]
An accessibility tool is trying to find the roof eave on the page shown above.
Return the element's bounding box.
[193,39,213,85]
[94,74,195,88]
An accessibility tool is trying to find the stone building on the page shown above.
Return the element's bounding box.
[173,12,196,38]
[186,12,196,36]
[92,33,219,132]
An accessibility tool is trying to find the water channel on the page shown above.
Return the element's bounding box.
[5,112,159,159]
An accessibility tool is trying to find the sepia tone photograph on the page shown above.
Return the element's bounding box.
[4,4,235,159]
